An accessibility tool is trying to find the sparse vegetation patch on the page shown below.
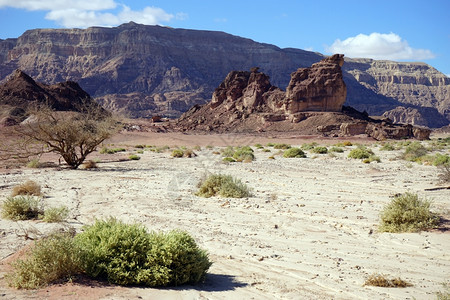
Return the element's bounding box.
[196,174,251,198]
[1,196,42,221]
[364,273,412,288]
[283,147,306,158]
[379,192,439,233]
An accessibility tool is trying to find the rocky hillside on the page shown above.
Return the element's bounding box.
[0,22,448,127]
[0,69,100,126]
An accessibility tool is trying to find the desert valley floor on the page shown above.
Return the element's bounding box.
[0,132,449,299]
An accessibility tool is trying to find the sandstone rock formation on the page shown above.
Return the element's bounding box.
[285,54,346,113]
[0,23,448,127]
[0,69,101,126]
[177,57,430,140]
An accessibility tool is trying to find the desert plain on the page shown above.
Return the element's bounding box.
[0,131,449,300]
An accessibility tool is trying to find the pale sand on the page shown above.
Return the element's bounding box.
[0,132,449,299]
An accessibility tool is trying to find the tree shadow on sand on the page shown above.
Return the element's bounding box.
[164,273,248,292]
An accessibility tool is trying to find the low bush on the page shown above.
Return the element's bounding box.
[364,273,412,288]
[128,154,141,160]
[171,149,196,158]
[283,147,306,158]
[100,147,126,154]
[7,233,82,289]
[222,157,236,163]
[438,163,450,183]
[401,141,428,162]
[436,282,450,300]
[380,143,395,151]
[26,159,41,168]
[11,180,42,197]
[301,142,317,151]
[221,146,235,157]
[75,218,212,286]
[274,143,291,150]
[1,196,42,221]
[196,174,251,198]
[233,147,255,162]
[171,149,184,158]
[254,143,264,149]
[311,146,328,154]
[335,141,352,147]
[329,146,344,153]
[7,219,212,289]
[379,192,439,233]
[433,153,450,166]
[363,156,381,164]
[348,146,374,160]
[42,206,69,223]
[82,160,98,169]
[266,142,275,147]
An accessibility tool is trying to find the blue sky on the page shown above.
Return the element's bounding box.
[0,0,449,76]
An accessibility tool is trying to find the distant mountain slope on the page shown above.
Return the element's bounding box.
[0,22,448,127]
[0,69,100,126]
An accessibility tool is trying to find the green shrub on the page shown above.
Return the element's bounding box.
[262,149,271,152]
[100,147,126,154]
[26,159,41,168]
[379,192,439,233]
[233,147,255,162]
[283,147,306,158]
[128,154,141,160]
[401,141,428,162]
[380,143,395,151]
[363,156,381,164]
[75,218,211,287]
[329,146,344,153]
[311,146,328,154]
[301,142,317,151]
[42,206,69,223]
[335,141,353,147]
[348,146,374,159]
[221,146,235,157]
[135,144,146,149]
[171,149,184,158]
[222,157,236,163]
[1,196,42,221]
[274,143,291,150]
[254,143,264,149]
[196,174,251,198]
[11,180,42,197]
[7,232,82,289]
[433,153,450,166]
[266,142,275,147]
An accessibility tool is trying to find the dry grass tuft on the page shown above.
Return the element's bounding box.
[11,180,42,197]
[364,273,412,288]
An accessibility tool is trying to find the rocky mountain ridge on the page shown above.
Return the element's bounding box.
[0,22,448,127]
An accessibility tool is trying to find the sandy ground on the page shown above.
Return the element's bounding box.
[0,132,449,299]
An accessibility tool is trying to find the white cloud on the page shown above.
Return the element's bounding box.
[0,0,176,28]
[326,32,435,61]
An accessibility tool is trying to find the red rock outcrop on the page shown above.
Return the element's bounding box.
[177,56,431,140]
[285,54,346,113]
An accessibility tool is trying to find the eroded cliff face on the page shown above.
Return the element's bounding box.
[343,59,450,127]
[0,23,448,127]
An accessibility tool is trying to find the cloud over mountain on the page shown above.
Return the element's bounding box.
[326,32,435,61]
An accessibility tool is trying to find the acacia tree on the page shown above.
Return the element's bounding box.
[18,103,117,169]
